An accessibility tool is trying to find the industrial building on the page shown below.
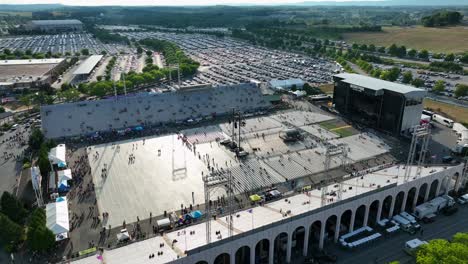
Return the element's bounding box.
[72,55,103,81]
[26,19,83,33]
[333,73,426,135]
[0,58,67,91]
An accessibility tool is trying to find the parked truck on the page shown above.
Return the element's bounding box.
[392,215,416,234]
[399,212,421,230]
[414,195,455,219]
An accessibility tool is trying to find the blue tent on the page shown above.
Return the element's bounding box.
[134,126,144,131]
[58,180,70,192]
[190,210,203,219]
[58,161,67,168]
[56,197,66,202]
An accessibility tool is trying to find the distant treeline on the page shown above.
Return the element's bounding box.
[139,38,199,75]
[86,24,130,44]
[422,11,463,27]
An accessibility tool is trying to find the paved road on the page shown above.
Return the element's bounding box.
[321,203,468,264]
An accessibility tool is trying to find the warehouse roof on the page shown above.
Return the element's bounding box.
[31,19,83,26]
[73,55,103,75]
[335,73,425,95]
[0,58,64,66]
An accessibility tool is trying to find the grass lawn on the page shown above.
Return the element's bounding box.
[319,120,356,137]
[319,120,340,130]
[343,26,468,53]
[424,98,468,124]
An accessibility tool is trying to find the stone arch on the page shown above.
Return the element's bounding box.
[428,179,439,200]
[368,200,380,227]
[417,183,428,205]
[214,253,230,264]
[255,239,270,264]
[235,245,250,264]
[309,220,322,250]
[354,205,367,229]
[325,215,338,242]
[405,187,417,212]
[273,232,288,264]
[339,210,353,236]
[393,191,405,215]
[381,195,393,219]
[291,226,305,259]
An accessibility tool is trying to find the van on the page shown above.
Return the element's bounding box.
[404,239,428,256]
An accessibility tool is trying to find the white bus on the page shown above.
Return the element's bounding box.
[432,114,454,128]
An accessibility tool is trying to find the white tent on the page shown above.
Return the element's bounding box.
[57,169,72,182]
[48,144,67,167]
[46,197,69,236]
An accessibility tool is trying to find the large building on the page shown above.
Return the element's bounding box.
[72,162,466,264]
[26,19,83,33]
[0,58,67,91]
[333,73,426,135]
[72,55,103,81]
[41,83,270,138]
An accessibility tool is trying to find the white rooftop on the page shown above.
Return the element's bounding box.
[73,55,103,75]
[31,19,83,26]
[46,197,69,235]
[0,58,64,66]
[49,144,67,165]
[335,73,426,96]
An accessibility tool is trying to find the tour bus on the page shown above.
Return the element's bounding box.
[432,114,454,128]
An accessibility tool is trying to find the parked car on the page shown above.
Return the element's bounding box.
[457,194,468,205]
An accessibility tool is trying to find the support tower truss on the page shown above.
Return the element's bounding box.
[203,169,234,244]
[405,125,431,182]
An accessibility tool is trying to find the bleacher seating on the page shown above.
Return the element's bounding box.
[41,83,270,138]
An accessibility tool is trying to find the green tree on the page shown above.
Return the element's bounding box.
[417,235,468,264]
[81,48,90,56]
[445,53,455,62]
[377,46,386,53]
[137,46,143,54]
[28,128,44,151]
[408,49,417,58]
[0,106,4,113]
[460,53,468,64]
[433,80,445,93]
[388,44,399,57]
[412,78,425,88]
[27,208,55,252]
[419,50,429,60]
[0,212,24,246]
[0,192,27,224]
[454,84,468,98]
[402,71,413,84]
[3,48,11,55]
[368,44,376,52]
[146,50,153,56]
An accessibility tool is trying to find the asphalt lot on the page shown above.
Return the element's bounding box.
[0,122,30,195]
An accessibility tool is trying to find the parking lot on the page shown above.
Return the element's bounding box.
[0,33,132,55]
[120,31,340,87]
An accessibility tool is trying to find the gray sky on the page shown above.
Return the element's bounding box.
[1,0,377,6]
